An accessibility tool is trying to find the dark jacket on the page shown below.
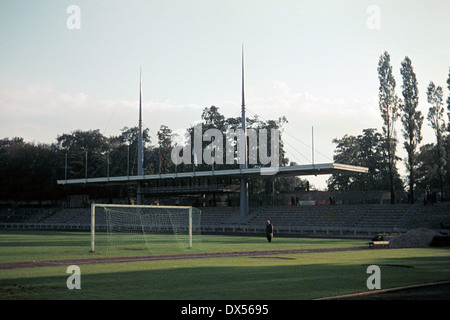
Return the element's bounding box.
[266,223,274,237]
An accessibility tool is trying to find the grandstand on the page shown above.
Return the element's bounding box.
[4,52,448,243]
[2,202,449,238]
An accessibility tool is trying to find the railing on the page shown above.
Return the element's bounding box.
[200,224,407,236]
[0,222,94,231]
[0,222,407,237]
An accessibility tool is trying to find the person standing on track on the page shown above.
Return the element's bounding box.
[266,220,274,243]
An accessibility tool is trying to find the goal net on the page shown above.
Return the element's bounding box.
[90,204,202,254]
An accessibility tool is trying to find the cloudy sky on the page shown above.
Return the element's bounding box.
[1,0,449,189]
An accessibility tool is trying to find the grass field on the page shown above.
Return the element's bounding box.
[1,230,450,300]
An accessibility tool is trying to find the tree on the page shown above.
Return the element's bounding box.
[399,57,423,203]
[416,143,439,189]
[185,106,289,171]
[201,105,226,130]
[378,51,400,203]
[327,134,360,191]
[0,138,59,200]
[201,106,227,171]
[109,126,151,176]
[183,106,293,195]
[327,128,402,192]
[157,124,173,174]
[56,129,109,179]
[426,81,447,201]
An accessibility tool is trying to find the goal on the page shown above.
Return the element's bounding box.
[90,203,202,253]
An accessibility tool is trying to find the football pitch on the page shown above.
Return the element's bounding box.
[1,230,450,300]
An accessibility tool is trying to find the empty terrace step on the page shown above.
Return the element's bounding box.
[243,204,414,229]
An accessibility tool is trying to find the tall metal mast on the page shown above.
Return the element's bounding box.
[137,68,144,204]
[138,68,144,176]
[240,44,247,169]
[240,45,249,217]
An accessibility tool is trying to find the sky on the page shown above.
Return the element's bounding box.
[1,0,449,189]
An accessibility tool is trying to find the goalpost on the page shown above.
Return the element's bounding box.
[90,203,202,253]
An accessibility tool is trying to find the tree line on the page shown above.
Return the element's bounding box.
[328,52,450,203]
[1,52,449,203]
[0,106,309,201]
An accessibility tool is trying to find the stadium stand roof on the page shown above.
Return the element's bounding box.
[57,162,368,185]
